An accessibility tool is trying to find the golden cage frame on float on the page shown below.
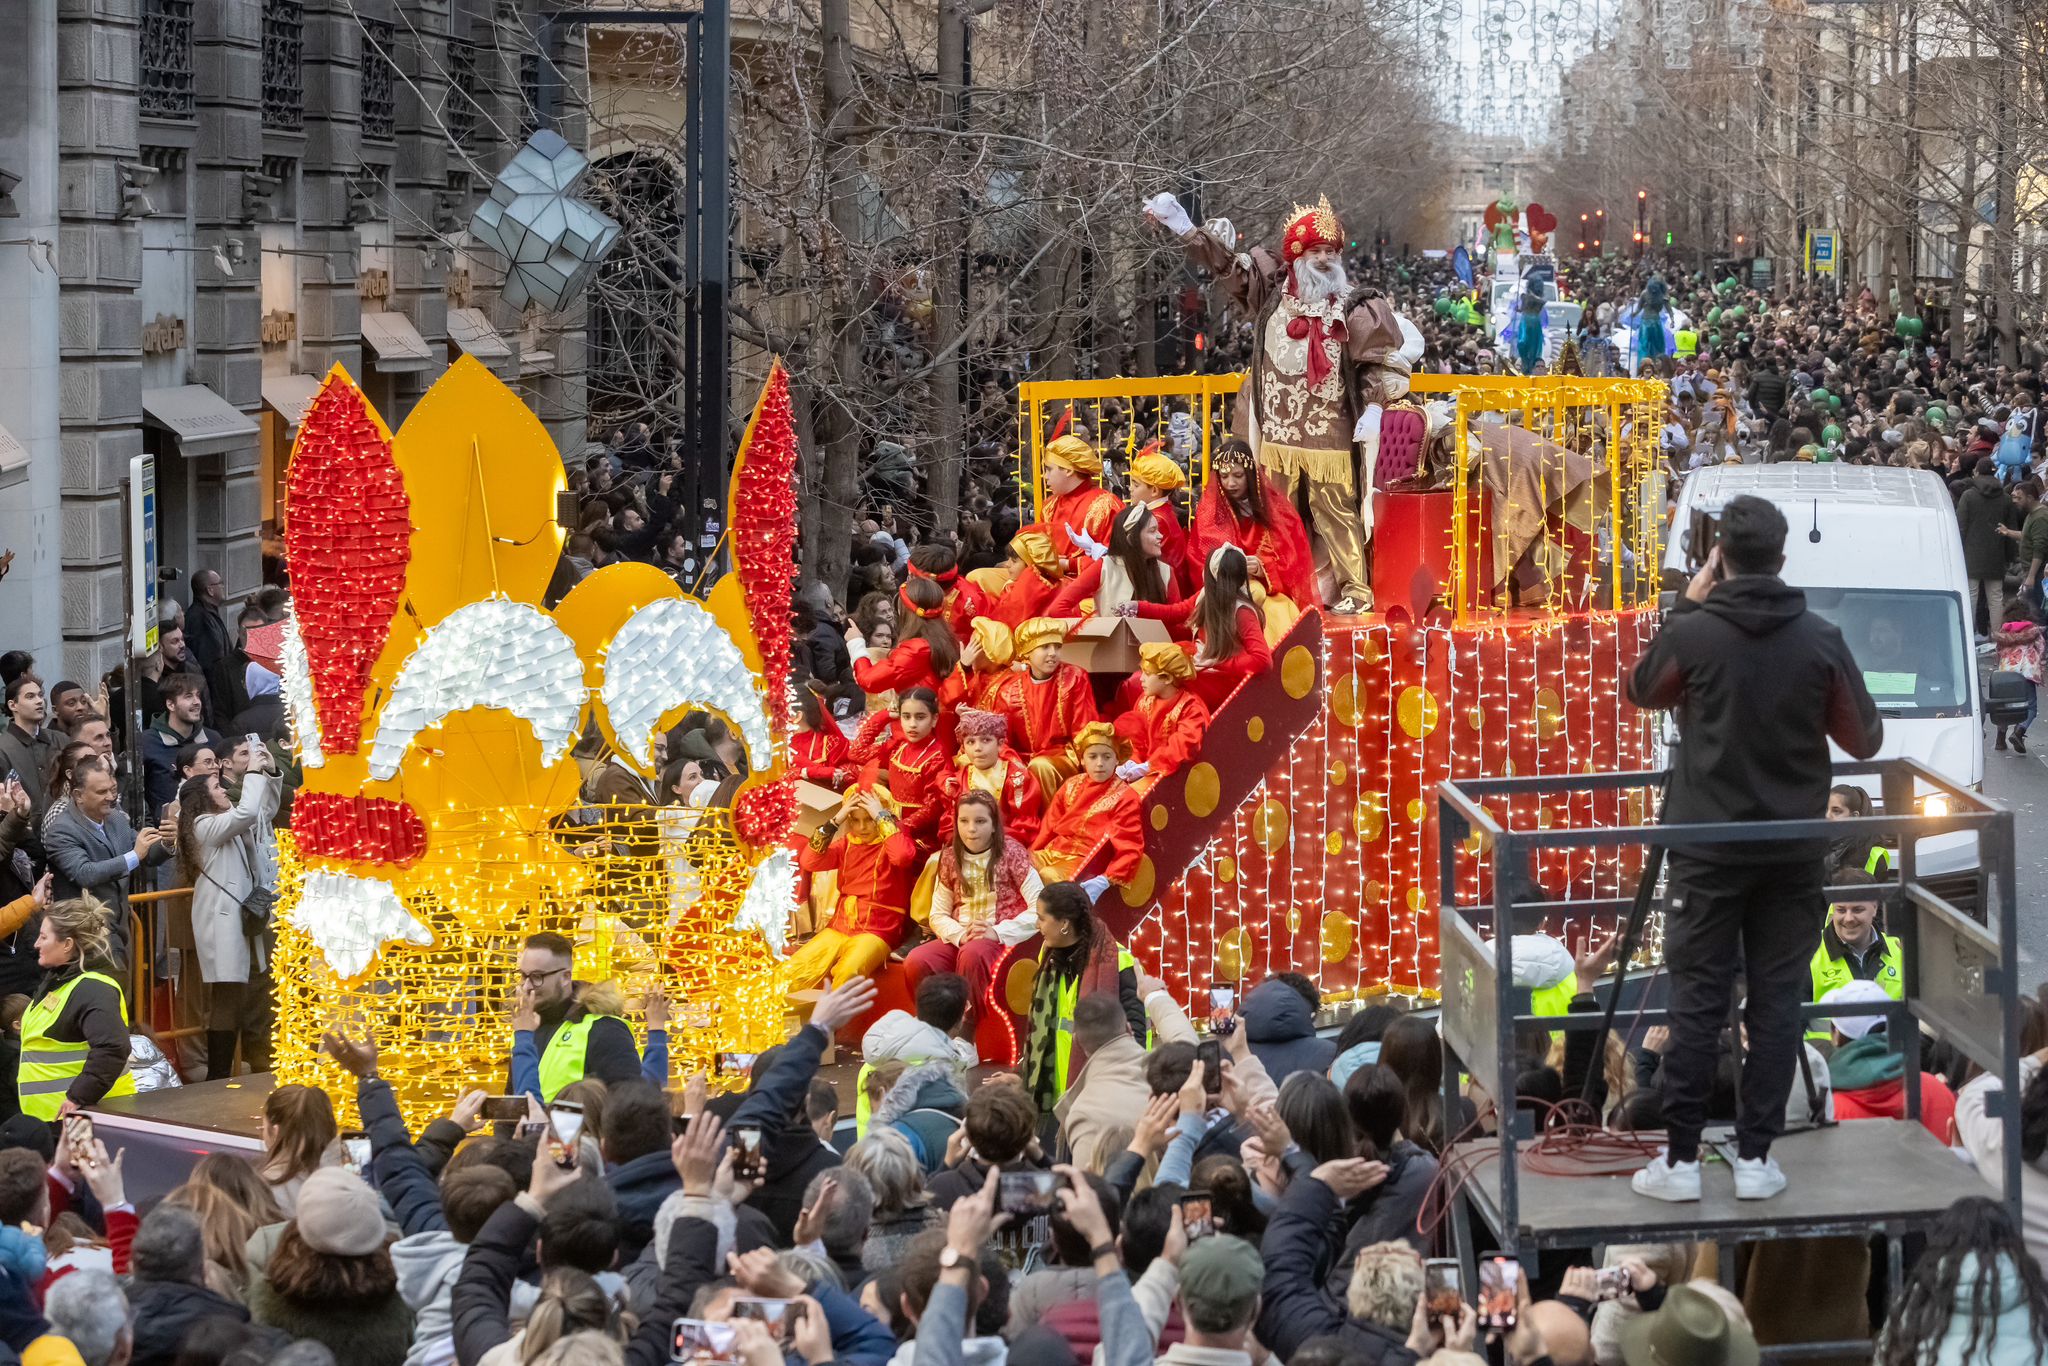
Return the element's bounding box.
[1015,371,1668,621]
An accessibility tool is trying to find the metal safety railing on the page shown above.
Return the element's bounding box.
[1434,758,2019,1274]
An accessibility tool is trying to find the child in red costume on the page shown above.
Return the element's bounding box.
[942,707,1042,845]
[1122,545,1273,711]
[1113,641,1210,787]
[989,532,1065,628]
[1028,434,1124,572]
[1128,447,1196,596]
[789,787,917,987]
[791,688,854,786]
[908,542,991,641]
[849,687,950,856]
[850,578,961,702]
[904,789,1043,1009]
[988,616,1099,800]
[1046,502,1178,619]
[1032,722,1145,900]
[942,618,1017,713]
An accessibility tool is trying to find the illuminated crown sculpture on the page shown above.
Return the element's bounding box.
[271,355,802,1123]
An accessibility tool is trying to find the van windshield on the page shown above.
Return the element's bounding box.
[1804,588,1969,718]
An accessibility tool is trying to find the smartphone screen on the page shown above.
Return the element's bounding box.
[65,1116,95,1168]
[1424,1258,1465,1321]
[717,1052,758,1077]
[729,1297,798,1340]
[998,1169,1058,1218]
[479,1095,529,1123]
[1478,1258,1521,1331]
[1208,985,1236,1034]
[1179,1191,1215,1240]
[341,1131,371,1176]
[672,1317,737,1363]
[1197,1039,1222,1094]
[731,1125,766,1181]
[1594,1266,1632,1302]
[547,1102,585,1166]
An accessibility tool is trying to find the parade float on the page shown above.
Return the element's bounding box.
[985,369,1668,1025]
[269,356,801,1121]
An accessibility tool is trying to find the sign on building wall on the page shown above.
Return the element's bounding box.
[128,454,158,657]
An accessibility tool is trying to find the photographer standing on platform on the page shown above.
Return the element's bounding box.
[1625,494,1882,1203]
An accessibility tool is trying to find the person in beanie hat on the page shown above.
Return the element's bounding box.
[1620,1283,1759,1366]
[247,1167,413,1366]
[1161,1235,1264,1366]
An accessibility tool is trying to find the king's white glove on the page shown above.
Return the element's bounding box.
[1080,875,1112,901]
[1353,402,1385,444]
[1143,192,1195,237]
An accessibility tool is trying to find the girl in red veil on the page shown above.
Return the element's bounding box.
[1193,437,1317,636]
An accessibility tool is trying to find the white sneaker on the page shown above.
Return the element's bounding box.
[1733,1155,1787,1200]
[1631,1151,1702,1202]
[1330,596,1363,615]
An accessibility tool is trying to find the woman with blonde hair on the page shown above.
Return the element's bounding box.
[257,1083,339,1215]
[17,896,133,1120]
[162,1178,269,1298]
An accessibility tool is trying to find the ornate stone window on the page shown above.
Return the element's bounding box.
[361,19,396,141]
[140,0,196,121]
[262,0,305,131]
[446,39,481,151]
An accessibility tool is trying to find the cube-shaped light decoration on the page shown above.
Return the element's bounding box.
[471,130,623,312]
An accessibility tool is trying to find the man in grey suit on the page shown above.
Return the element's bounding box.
[44,760,167,969]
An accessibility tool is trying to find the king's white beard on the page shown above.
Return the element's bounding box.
[1291,257,1349,302]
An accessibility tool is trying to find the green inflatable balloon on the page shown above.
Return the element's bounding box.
[1823,423,1843,446]
[1726,305,1747,322]
[1896,315,1926,339]
[1706,307,1723,325]
[1809,387,1830,406]
[1927,403,1948,427]
[1434,297,1453,317]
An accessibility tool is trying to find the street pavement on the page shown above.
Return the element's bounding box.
[1981,729,2048,973]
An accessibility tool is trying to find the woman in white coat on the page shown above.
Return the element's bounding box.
[175,740,279,1079]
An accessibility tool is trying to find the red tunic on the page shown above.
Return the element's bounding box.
[1191,477,1316,607]
[1147,498,1197,597]
[853,638,946,696]
[1133,598,1273,711]
[989,664,1099,762]
[1035,486,1124,571]
[939,665,1015,714]
[799,825,918,946]
[853,730,951,855]
[1114,689,1210,779]
[941,580,993,641]
[1033,772,1145,886]
[942,751,1044,845]
[791,728,852,785]
[990,568,1062,629]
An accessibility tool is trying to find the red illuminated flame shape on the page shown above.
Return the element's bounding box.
[283,377,412,753]
[292,792,429,866]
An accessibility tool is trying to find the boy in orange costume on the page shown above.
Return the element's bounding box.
[990,532,1065,628]
[1113,641,1210,787]
[942,707,1042,844]
[789,787,917,987]
[990,616,1099,800]
[1030,435,1123,572]
[1032,722,1145,901]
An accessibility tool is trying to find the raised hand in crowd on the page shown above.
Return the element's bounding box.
[731,1319,783,1366]
[1129,1091,1180,1160]
[320,1025,378,1079]
[793,1175,841,1246]
[673,1110,725,1196]
[645,987,670,1033]
[947,1165,1005,1254]
[1310,1156,1389,1199]
[450,1088,489,1132]
[788,1295,832,1366]
[1407,1293,1478,1357]
[807,973,881,1036]
[729,1246,806,1299]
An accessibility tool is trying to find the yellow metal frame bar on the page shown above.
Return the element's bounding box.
[1015,374,1246,527]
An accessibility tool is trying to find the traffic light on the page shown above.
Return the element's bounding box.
[1664,232,1673,245]
[1638,189,1648,201]
[1633,230,1643,243]
[1578,241,1587,252]
[1735,233,1746,246]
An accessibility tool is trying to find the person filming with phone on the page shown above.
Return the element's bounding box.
[1626,494,1882,1203]
[511,930,644,1103]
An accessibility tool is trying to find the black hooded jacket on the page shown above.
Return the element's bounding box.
[1628,574,1882,863]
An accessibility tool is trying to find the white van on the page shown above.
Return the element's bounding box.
[1662,463,1983,902]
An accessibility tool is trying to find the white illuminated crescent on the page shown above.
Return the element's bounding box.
[365,598,587,781]
[278,614,325,769]
[289,869,433,978]
[729,846,796,956]
[599,597,772,773]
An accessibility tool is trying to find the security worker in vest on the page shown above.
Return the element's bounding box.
[19,896,135,1120]
[1808,868,1903,1041]
[513,931,643,1103]
[1021,881,1145,1113]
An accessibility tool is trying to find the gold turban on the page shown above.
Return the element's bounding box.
[1014,616,1070,656]
[1068,720,1133,765]
[1130,452,1186,492]
[1139,640,1195,682]
[1010,531,1061,578]
[970,617,1014,668]
[1045,434,1103,478]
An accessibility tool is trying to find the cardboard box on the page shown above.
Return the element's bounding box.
[795,779,844,839]
[1062,615,1173,673]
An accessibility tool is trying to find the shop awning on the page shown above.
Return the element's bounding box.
[361,310,435,371]
[260,373,325,431]
[141,384,261,458]
[447,307,516,376]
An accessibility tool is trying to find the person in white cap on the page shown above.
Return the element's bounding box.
[1819,979,1956,1138]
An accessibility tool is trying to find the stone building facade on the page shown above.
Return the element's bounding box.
[0,0,589,685]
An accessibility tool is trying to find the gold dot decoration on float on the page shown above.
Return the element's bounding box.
[1406,796,1426,824]
[1216,855,1238,884]
[1362,635,1385,664]
[1184,762,1221,818]
[1537,805,1555,829]
[1149,804,1170,831]
[1466,706,1484,730]
[1005,957,1038,1017]
[1120,855,1157,906]
[1354,795,1384,842]
[1365,879,1386,905]
[1247,716,1265,743]
[1252,798,1290,854]
[1326,830,1344,856]
[1535,686,1565,741]
[1329,759,1349,785]
[1463,827,1491,857]
[1286,905,1304,935]
[1397,685,1440,739]
[1321,912,1356,964]
[1332,673,1365,727]
[1215,927,1252,982]
[1281,645,1316,699]
[1626,789,1648,826]
[1406,886,1428,913]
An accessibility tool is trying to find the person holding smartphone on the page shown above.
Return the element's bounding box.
[175,737,280,1079]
